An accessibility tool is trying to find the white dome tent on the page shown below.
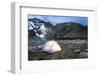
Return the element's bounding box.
[40,40,61,53]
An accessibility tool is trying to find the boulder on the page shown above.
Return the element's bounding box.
[78,52,88,58]
[74,49,80,52]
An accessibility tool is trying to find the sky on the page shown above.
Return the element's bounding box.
[28,15,88,26]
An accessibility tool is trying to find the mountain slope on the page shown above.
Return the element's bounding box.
[54,22,88,39]
[28,18,88,40]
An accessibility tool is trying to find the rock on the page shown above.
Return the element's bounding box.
[84,49,88,52]
[74,49,80,52]
[78,52,88,58]
[41,40,61,53]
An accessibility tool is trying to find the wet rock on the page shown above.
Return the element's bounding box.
[78,52,88,58]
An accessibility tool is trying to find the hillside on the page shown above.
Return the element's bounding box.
[28,18,88,40]
[54,22,87,39]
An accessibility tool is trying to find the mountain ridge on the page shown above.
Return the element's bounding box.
[28,18,88,40]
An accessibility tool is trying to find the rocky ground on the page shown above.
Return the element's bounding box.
[28,39,88,61]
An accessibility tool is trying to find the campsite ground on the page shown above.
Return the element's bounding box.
[28,39,88,60]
